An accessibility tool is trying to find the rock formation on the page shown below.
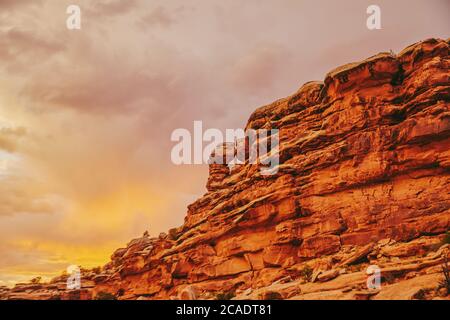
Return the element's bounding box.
[1,38,449,300]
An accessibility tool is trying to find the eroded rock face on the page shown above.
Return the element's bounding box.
[2,38,449,300]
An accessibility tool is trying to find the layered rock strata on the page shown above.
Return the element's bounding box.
[2,38,449,300]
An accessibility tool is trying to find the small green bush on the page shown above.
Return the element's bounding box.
[299,265,313,282]
[30,277,42,284]
[168,228,179,241]
[216,291,235,300]
[442,232,450,245]
[438,255,450,295]
[412,289,426,300]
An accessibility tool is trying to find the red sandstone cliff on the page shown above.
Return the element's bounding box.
[2,38,450,300]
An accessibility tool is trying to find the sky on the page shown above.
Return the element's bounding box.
[0,0,448,286]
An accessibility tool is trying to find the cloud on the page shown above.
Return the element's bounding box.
[22,65,188,114]
[0,28,64,60]
[0,126,26,152]
[230,44,291,95]
[0,28,66,75]
[0,0,44,10]
[88,0,139,17]
[0,174,64,217]
[0,241,67,287]
[137,6,180,29]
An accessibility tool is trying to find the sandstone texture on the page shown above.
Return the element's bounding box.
[1,38,449,300]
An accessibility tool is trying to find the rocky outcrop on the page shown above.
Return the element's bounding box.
[1,38,449,300]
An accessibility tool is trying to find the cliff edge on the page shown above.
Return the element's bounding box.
[2,38,450,300]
